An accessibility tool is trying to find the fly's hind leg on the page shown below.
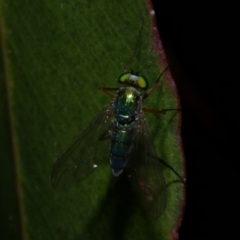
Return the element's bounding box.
[148,153,186,184]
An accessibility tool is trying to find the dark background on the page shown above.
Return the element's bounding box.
[152,1,238,240]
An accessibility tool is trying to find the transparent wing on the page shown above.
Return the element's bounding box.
[51,102,115,191]
[126,111,167,219]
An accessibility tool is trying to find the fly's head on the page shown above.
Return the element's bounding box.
[118,71,148,90]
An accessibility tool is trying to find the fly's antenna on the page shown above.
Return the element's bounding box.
[123,16,144,72]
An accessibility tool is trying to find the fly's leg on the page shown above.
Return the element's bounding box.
[143,107,183,181]
[143,66,169,99]
[143,107,166,114]
[143,67,181,112]
[148,153,186,184]
[99,87,119,98]
[143,107,181,114]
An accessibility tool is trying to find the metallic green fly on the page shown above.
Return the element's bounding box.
[51,20,184,219]
[52,68,184,218]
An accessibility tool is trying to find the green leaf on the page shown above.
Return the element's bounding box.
[0,0,185,239]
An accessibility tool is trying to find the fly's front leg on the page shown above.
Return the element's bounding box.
[143,66,169,99]
[143,81,161,99]
[99,87,119,98]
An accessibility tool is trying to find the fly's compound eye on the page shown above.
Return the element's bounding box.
[118,73,148,90]
[137,76,148,90]
[118,73,131,83]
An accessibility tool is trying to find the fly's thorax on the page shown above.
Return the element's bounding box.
[114,87,142,124]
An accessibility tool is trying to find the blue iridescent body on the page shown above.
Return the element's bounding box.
[110,87,142,176]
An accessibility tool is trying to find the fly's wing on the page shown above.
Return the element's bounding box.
[127,111,167,219]
[51,102,115,191]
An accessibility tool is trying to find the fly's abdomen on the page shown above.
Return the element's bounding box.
[110,121,134,176]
